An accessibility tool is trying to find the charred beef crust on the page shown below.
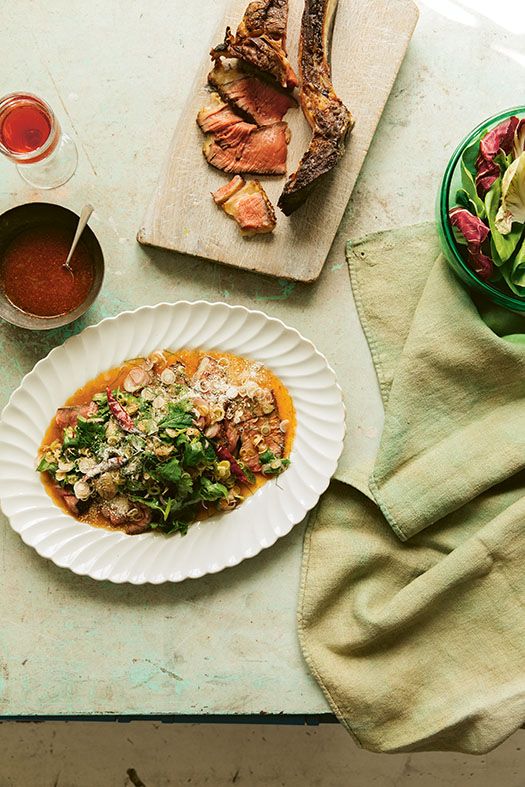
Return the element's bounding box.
[278,138,340,214]
[210,0,298,89]
[211,27,297,90]
[277,0,354,215]
[237,0,289,39]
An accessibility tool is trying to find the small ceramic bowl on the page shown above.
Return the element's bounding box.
[437,106,525,313]
[0,202,104,330]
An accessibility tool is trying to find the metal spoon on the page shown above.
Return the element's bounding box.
[63,204,94,275]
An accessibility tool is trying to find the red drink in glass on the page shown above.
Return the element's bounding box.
[1,102,51,154]
[0,93,77,188]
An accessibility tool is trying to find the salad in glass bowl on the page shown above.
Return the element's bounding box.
[438,108,525,311]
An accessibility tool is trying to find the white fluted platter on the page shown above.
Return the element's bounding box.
[0,302,345,584]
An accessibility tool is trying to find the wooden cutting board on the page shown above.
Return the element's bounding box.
[138,0,418,282]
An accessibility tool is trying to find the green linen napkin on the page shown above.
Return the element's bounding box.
[299,223,525,753]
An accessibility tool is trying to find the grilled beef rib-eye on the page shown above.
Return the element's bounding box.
[211,0,298,90]
[278,0,354,215]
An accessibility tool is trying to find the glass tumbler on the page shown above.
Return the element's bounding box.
[0,92,78,189]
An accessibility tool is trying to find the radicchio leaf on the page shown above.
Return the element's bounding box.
[495,151,525,234]
[475,116,520,197]
[449,206,493,280]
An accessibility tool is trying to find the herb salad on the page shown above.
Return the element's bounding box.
[38,350,294,536]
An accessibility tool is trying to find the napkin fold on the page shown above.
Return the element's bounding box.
[367,234,525,541]
[299,223,525,753]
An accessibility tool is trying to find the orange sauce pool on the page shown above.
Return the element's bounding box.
[40,349,296,529]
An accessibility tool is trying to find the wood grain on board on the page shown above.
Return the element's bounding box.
[139,0,418,282]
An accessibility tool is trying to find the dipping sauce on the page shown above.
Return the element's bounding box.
[1,224,94,317]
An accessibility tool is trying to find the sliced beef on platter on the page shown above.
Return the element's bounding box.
[197,93,257,148]
[198,91,290,175]
[238,412,284,473]
[212,175,276,235]
[208,61,296,126]
[55,401,98,431]
[203,121,289,175]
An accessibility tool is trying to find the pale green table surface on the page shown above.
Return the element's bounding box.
[1,0,522,717]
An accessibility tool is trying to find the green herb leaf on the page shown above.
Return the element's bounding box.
[165,521,189,536]
[75,417,106,450]
[182,438,215,467]
[261,460,290,476]
[198,477,228,501]
[153,456,182,484]
[238,463,256,485]
[91,392,110,419]
[494,150,513,172]
[36,457,57,475]
[151,457,194,498]
[159,403,195,431]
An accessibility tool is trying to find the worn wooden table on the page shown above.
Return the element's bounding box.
[1,0,521,721]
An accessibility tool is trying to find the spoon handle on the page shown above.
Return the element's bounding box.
[65,204,94,267]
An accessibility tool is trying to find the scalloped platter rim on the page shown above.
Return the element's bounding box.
[0,301,345,584]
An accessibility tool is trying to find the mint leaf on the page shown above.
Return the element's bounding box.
[198,477,228,501]
[73,417,105,450]
[159,403,195,431]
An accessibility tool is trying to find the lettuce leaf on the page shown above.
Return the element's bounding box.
[485,178,523,262]
[495,152,525,235]
[500,238,525,296]
[460,154,486,218]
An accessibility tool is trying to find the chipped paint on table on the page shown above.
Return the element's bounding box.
[1,0,521,716]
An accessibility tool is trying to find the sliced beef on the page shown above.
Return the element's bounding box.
[208,62,296,126]
[203,121,289,175]
[192,355,228,387]
[198,91,289,175]
[100,496,152,534]
[238,412,284,472]
[211,0,298,90]
[278,0,354,215]
[197,93,255,138]
[55,401,97,431]
[54,485,80,516]
[212,175,246,205]
[212,176,276,235]
[221,420,241,453]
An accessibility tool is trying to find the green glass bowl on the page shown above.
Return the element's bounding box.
[437,106,525,313]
